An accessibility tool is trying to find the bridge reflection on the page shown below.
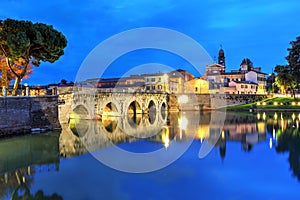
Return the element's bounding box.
[65,111,267,159]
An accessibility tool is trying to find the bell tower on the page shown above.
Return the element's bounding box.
[218,45,225,67]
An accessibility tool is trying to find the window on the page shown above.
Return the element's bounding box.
[146,86,150,90]
[158,77,161,82]
[151,78,155,82]
[158,85,162,90]
[151,85,155,90]
[245,85,248,88]
[146,78,149,82]
[241,85,244,88]
[195,87,198,92]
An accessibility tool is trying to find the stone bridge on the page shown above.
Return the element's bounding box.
[58,88,168,123]
[58,88,269,124]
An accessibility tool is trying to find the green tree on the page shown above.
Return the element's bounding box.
[274,65,297,98]
[0,18,67,95]
[286,36,300,84]
[240,58,253,71]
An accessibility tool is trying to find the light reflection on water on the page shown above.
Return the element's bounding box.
[1,111,300,199]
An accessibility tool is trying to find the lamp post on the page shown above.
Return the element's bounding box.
[24,83,29,96]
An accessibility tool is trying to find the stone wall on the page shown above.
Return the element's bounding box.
[169,93,269,110]
[212,94,269,108]
[0,96,60,136]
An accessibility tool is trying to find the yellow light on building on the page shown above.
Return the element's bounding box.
[292,102,296,106]
[273,102,278,106]
[257,102,261,105]
[262,102,266,106]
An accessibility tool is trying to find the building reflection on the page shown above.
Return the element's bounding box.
[65,110,268,161]
[60,109,300,180]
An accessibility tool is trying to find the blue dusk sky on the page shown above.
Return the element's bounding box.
[1,0,300,85]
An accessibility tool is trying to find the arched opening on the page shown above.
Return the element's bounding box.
[103,102,118,116]
[148,100,156,124]
[73,105,89,115]
[69,105,90,137]
[161,102,167,120]
[148,100,156,113]
[128,100,142,114]
[127,100,142,127]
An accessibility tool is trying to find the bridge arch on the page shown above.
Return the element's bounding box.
[127,100,143,115]
[148,100,156,113]
[103,102,119,116]
[73,104,89,115]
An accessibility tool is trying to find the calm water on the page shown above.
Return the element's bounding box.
[1,111,300,199]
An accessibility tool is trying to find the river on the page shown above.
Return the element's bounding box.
[1,111,300,199]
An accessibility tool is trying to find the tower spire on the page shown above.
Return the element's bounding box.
[218,45,225,69]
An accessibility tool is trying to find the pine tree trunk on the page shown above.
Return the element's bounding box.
[11,76,21,96]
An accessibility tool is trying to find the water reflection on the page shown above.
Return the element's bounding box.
[67,111,266,159]
[3,111,300,199]
[259,112,300,181]
[0,133,62,199]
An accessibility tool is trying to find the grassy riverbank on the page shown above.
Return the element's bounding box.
[226,97,300,111]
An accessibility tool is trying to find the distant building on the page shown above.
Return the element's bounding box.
[185,77,209,94]
[97,78,122,88]
[97,76,145,92]
[144,73,169,92]
[205,48,267,94]
[169,69,194,93]
[220,81,257,94]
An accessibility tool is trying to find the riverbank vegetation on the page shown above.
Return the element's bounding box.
[227,97,300,111]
